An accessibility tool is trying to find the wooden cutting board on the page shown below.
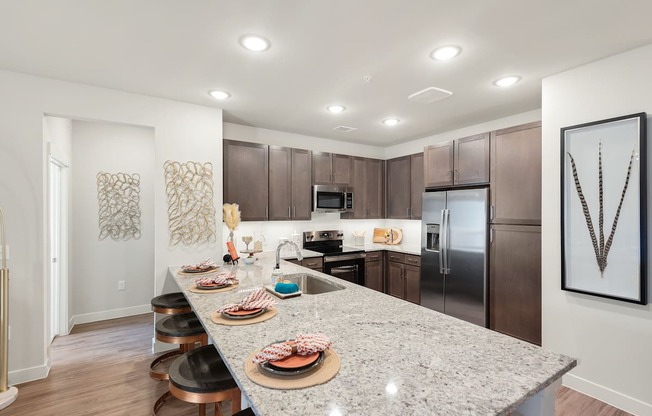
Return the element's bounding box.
[373,228,387,243]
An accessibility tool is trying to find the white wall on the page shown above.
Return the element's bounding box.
[542,45,652,415]
[0,69,222,385]
[70,120,155,324]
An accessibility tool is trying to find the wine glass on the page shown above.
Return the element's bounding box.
[242,235,253,252]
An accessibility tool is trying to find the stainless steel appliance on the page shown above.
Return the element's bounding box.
[312,185,353,213]
[303,230,365,285]
[421,188,488,327]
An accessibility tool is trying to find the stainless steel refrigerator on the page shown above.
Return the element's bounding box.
[420,188,488,327]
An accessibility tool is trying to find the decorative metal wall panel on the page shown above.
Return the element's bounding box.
[97,172,141,241]
[164,160,216,246]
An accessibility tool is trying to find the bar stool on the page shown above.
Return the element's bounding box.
[150,312,208,381]
[153,345,241,416]
[151,292,192,315]
[232,408,255,416]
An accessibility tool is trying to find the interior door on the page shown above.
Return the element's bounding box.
[445,188,488,327]
[420,191,446,313]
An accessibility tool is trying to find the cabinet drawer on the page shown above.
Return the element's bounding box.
[301,257,324,269]
[386,252,405,264]
[365,251,383,262]
[405,254,421,266]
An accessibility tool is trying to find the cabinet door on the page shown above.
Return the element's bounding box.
[386,156,411,219]
[491,122,541,225]
[332,154,352,186]
[490,224,541,345]
[223,140,268,221]
[312,151,332,185]
[386,261,404,299]
[344,157,367,219]
[291,149,312,220]
[268,146,292,220]
[410,152,424,219]
[404,264,420,304]
[365,258,384,292]
[365,158,384,218]
[454,133,489,185]
[424,142,453,187]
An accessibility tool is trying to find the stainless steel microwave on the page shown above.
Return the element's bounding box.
[312,185,353,213]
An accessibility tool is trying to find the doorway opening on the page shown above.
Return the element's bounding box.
[48,157,69,342]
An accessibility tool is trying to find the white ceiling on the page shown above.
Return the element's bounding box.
[1,0,652,146]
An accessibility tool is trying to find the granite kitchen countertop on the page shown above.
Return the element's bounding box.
[170,252,575,416]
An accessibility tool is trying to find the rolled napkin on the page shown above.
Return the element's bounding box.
[195,271,238,287]
[218,287,277,313]
[182,257,217,271]
[252,333,332,364]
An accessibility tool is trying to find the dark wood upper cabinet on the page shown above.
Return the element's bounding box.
[312,151,351,186]
[490,122,542,225]
[410,153,424,219]
[455,133,490,185]
[386,153,424,220]
[223,140,269,221]
[386,155,411,219]
[268,146,293,220]
[344,157,383,219]
[490,224,541,345]
[424,142,454,187]
[290,148,312,220]
[424,133,489,188]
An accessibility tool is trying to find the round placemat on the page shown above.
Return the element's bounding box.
[188,282,239,294]
[176,268,221,277]
[244,348,340,390]
[210,308,277,326]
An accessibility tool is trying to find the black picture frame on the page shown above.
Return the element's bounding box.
[560,112,647,305]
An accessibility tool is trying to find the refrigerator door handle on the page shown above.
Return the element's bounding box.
[442,209,451,274]
[439,209,446,274]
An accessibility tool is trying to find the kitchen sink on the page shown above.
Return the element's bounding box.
[282,273,345,294]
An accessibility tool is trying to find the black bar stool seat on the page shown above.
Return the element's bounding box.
[151,292,191,314]
[150,312,208,381]
[232,408,255,416]
[154,345,241,416]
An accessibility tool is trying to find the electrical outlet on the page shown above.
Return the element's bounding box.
[118,280,126,291]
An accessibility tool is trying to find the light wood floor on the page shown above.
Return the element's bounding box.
[8,313,631,416]
[10,313,235,416]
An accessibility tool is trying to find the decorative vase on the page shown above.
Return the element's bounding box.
[228,230,235,243]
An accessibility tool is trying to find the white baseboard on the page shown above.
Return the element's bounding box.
[564,374,652,416]
[9,356,51,386]
[69,304,151,327]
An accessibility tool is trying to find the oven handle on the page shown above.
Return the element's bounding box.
[323,253,366,263]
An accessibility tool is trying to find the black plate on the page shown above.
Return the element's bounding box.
[195,283,228,290]
[221,308,267,320]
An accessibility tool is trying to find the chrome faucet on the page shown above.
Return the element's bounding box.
[275,240,303,269]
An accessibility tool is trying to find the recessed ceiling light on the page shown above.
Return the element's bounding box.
[493,75,521,87]
[382,118,400,126]
[239,35,270,52]
[327,105,346,113]
[208,90,230,100]
[430,45,462,61]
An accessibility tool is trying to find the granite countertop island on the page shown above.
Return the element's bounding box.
[170,252,576,416]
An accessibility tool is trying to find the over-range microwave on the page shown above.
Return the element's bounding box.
[312,185,353,213]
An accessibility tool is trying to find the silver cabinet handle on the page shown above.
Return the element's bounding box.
[490,205,495,221]
[265,205,268,220]
[407,207,410,218]
[293,206,296,218]
[288,206,291,218]
[490,226,494,243]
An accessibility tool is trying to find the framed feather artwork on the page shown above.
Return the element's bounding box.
[561,113,647,304]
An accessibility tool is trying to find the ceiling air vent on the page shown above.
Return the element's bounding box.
[408,87,453,104]
[333,125,357,133]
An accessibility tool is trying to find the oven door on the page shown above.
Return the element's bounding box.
[323,255,365,285]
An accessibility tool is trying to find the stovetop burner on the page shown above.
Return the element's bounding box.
[302,230,364,256]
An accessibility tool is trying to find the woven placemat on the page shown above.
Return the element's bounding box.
[188,282,239,294]
[210,308,277,326]
[176,267,221,277]
[244,348,340,390]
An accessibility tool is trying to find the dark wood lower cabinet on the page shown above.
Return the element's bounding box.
[364,251,384,292]
[490,224,541,345]
[386,254,420,304]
